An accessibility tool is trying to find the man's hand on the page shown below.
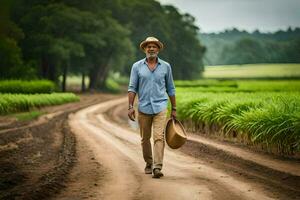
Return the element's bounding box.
[171,110,176,119]
[128,108,136,121]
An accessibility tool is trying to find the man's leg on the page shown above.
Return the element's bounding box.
[138,111,153,168]
[152,109,167,170]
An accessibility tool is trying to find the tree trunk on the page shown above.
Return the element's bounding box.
[48,61,56,82]
[96,50,113,89]
[41,56,49,79]
[88,50,113,91]
[81,71,86,92]
[61,61,68,92]
[88,64,98,90]
[97,63,110,89]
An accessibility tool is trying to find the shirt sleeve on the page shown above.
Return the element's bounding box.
[166,64,176,96]
[128,64,139,93]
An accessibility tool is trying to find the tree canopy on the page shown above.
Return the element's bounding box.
[200,28,300,65]
[0,0,206,90]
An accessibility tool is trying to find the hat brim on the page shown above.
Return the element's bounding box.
[140,41,164,51]
[165,118,187,149]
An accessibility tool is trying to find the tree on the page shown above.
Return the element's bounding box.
[6,0,206,89]
[162,6,206,79]
[221,38,266,64]
[106,1,206,79]
[200,27,300,65]
[0,0,35,79]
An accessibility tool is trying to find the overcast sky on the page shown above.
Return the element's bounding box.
[158,0,300,33]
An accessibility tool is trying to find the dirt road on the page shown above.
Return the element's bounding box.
[56,97,300,200]
[1,94,299,199]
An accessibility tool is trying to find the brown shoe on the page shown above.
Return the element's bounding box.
[152,168,164,178]
[144,163,152,174]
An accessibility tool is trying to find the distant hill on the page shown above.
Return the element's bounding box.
[199,27,300,66]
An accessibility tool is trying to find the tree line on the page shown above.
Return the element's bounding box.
[0,0,206,91]
[200,28,300,65]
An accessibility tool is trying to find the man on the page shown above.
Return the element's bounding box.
[128,36,176,179]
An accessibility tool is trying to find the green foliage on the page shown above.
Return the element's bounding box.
[176,81,300,154]
[200,28,300,65]
[227,97,300,153]
[0,1,34,79]
[160,6,205,79]
[1,0,205,88]
[106,0,205,79]
[175,79,237,88]
[12,110,44,121]
[105,78,121,93]
[0,93,79,114]
[0,37,22,75]
[222,38,267,64]
[109,72,129,85]
[0,80,56,94]
[238,80,300,91]
[176,79,300,92]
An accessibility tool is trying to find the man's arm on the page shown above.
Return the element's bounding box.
[169,95,176,119]
[128,92,136,121]
[169,95,176,109]
[128,91,136,108]
[166,64,176,118]
[128,64,138,121]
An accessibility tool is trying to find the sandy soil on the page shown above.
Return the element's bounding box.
[1,94,299,200]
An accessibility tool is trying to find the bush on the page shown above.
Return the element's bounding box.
[0,80,56,94]
[0,93,79,114]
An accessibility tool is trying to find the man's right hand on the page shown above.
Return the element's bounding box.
[128,108,136,121]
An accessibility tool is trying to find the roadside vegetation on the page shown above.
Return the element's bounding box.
[175,78,300,155]
[0,93,79,115]
[11,111,45,121]
[0,80,79,115]
[175,80,300,92]
[0,80,56,94]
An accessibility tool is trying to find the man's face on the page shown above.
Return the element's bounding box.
[145,43,159,59]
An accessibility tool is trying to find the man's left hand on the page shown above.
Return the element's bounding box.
[171,110,176,119]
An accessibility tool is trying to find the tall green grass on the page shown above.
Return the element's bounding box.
[0,93,79,114]
[0,80,56,94]
[176,91,300,154]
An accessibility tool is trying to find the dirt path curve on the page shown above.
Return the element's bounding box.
[63,97,275,200]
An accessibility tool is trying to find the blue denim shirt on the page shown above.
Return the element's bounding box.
[128,57,176,114]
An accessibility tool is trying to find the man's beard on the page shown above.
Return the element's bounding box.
[146,52,158,59]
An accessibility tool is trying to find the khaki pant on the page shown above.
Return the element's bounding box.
[138,109,167,170]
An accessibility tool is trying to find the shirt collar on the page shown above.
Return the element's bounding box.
[143,57,161,65]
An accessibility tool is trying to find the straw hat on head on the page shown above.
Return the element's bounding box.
[140,36,164,51]
[165,118,187,149]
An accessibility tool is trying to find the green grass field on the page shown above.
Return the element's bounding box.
[0,80,57,94]
[203,63,300,79]
[60,75,90,86]
[0,93,79,115]
[174,79,300,155]
[175,80,300,92]
[11,111,45,121]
